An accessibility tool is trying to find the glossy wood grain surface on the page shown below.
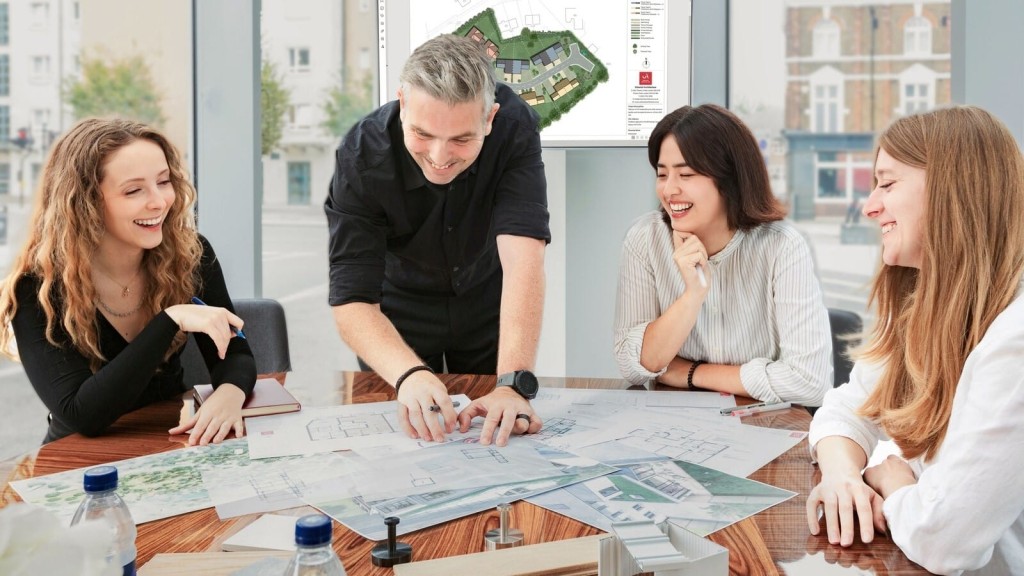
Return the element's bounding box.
[3,373,930,575]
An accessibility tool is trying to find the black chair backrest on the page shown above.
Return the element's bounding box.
[828,308,863,388]
[181,298,291,386]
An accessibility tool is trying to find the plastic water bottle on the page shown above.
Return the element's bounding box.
[69,465,138,576]
[284,514,347,575]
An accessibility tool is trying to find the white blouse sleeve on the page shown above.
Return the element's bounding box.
[881,328,1024,575]
[808,360,888,463]
[613,224,668,386]
[738,232,832,406]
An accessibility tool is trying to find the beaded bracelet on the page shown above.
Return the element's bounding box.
[394,364,434,394]
[687,360,706,390]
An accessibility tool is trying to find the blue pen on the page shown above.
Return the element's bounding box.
[190,296,246,339]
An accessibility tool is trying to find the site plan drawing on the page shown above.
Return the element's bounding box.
[400,0,672,142]
[245,395,471,459]
[450,7,608,130]
[303,444,618,540]
[528,459,795,536]
[10,438,310,525]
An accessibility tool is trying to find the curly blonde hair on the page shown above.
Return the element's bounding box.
[0,118,202,369]
[858,106,1024,460]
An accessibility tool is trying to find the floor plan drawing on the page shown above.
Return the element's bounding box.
[306,413,393,441]
[245,395,472,459]
[348,439,564,502]
[564,407,806,477]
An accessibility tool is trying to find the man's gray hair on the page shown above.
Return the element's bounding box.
[400,34,496,118]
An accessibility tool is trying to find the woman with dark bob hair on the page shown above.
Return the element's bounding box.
[614,104,831,405]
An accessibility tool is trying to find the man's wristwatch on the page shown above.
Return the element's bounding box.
[496,370,539,400]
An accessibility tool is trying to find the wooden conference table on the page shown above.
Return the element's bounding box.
[1,372,929,575]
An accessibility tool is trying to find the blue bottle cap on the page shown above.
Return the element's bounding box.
[82,466,118,493]
[294,514,333,546]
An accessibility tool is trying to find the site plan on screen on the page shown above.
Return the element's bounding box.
[408,0,668,142]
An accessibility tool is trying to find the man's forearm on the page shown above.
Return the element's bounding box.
[495,236,546,374]
[332,302,424,385]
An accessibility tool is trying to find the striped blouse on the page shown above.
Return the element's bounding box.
[613,211,832,406]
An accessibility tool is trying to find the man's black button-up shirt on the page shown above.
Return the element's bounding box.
[326,83,551,306]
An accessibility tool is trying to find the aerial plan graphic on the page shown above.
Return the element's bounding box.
[452,7,609,129]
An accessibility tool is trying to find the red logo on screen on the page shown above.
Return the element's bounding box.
[639,72,653,85]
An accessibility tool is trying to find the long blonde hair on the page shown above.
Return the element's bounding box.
[0,118,202,369]
[859,106,1024,460]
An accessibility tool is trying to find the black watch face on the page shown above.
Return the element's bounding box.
[515,371,539,398]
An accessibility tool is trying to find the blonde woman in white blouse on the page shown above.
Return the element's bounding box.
[614,104,831,406]
[807,107,1024,575]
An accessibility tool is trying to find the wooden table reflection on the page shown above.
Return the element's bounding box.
[2,372,929,575]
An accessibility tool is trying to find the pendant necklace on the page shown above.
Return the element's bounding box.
[95,266,141,298]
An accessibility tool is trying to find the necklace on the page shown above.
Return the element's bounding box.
[97,298,143,318]
[94,266,142,298]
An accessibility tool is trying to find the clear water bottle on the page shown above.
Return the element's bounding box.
[284,514,347,575]
[69,465,137,576]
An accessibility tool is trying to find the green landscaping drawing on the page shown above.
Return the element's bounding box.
[11,439,309,525]
[454,8,609,129]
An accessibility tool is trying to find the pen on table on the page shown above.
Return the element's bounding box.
[720,400,780,415]
[190,296,246,339]
[428,401,461,413]
[727,402,792,417]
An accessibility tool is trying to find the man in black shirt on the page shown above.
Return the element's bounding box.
[325,34,549,446]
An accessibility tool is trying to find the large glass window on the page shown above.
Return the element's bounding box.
[260,1,378,383]
[731,0,952,321]
[0,0,194,462]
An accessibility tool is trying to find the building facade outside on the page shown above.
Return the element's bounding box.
[261,0,378,208]
[0,0,79,268]
[783,0,951,220]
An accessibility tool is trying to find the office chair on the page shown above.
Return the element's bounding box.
[181,298,292,387]
[827,308,863,389]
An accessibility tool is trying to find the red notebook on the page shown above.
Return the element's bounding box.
[192,378,301,418]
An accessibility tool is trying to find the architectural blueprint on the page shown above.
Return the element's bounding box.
[528,459,795,536]
[558,407,806,478]
[528,387,738,451]
[348,439,568,501]
[245,395,472,459]
[202,451,362,519]
[302,444,618,540]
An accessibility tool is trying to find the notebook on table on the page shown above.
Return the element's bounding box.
[193,378,301,418]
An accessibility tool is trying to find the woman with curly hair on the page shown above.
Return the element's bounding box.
[807,106,1024,575]
[0,118,255,445]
